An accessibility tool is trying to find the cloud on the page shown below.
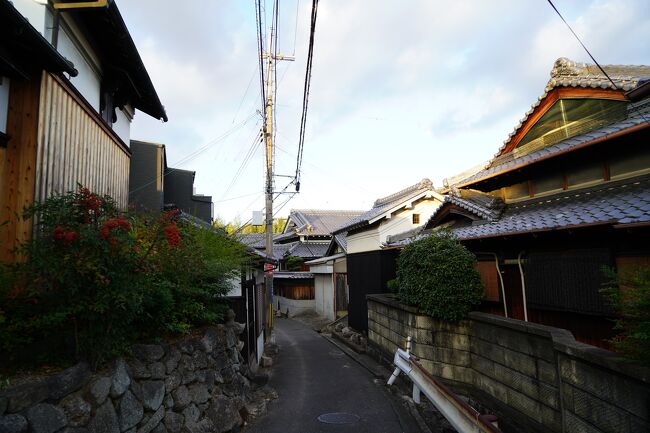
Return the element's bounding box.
[118,0,650,221]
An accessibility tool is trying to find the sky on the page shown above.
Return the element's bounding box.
[118,0,650,224]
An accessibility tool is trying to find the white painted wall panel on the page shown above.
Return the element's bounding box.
[112,108,131,145]
[57,26,101,111]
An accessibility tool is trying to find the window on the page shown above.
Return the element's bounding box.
[0,76,9,135]
[515,98,628,156]
[412,214,420,224]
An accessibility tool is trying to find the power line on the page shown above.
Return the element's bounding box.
[254,0,267,126]
[220,127,264,198]
[545,0,649,122]
[294,0,319,191]
[128,112,258,196]
[232,65,258,124]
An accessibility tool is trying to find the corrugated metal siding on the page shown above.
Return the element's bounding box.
[35,72,130,208]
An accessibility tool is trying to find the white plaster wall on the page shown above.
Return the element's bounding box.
[275,296,315,318]
[314,274,335,321]
[333,258,347,273]
[346,229,381,254]
[12,0,47,35]
[112,107,131,144]
[346,197,442,253]
[57,25,101,110]
[0,77,9,133]
[378,198,442,244]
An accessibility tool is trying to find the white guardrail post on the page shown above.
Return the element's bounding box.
[387,337,502,433]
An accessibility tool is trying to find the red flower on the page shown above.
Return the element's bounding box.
[100,217,131,241]
[63,230,79,245]
[164,222,181,247]
[53,226,65,240]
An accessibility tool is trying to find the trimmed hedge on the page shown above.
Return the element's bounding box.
[395,231,484,322]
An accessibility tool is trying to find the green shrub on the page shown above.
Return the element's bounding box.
[602,265,650,363]
[285,255,304,271]
[395,231,484,322]
[0,187,248,369]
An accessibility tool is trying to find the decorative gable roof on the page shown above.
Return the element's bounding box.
[333,179,442,234]
[444,57,650,190]
[497,57,650,158]
[424,189,504,230]
[282,209,365,238]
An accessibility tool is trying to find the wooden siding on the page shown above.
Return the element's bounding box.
[35,72,130,208]
[0,76,41,262]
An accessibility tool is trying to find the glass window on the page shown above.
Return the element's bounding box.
[412,214,420,224]
[515,99,628,154]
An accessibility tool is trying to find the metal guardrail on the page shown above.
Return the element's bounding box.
[387,337,503,433]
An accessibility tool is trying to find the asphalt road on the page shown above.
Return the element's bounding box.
[245,318,421,433]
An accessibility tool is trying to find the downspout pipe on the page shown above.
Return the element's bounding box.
[476,252,508,318]
[517,251,528,322]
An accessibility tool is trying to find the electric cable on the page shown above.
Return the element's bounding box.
[546,0,648,122]
[294,0,319,191]
[128,112,258,196]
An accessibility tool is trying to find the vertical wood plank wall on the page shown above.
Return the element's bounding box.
[35,72,130,208]
[0,77,41,262]
[1,72,131,262]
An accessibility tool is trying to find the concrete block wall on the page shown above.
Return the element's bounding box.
[367,294,650,433]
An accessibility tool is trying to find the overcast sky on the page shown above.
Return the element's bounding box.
[118,0,650,223]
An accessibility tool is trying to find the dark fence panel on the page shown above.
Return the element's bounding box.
[347,249,399,332]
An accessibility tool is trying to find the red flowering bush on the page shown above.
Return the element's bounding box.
[0,187,247,368]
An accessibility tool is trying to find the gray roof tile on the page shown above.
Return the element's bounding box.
[390,176,650,246]
[333,179,435,234]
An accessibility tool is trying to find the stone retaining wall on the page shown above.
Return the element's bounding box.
[0,320,263,433]
[368,294,650,433]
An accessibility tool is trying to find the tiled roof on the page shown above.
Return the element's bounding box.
[237,233,266,248]
[284,209,365,237]
[445,189,504,222]
[499,58,650,153]
[274,272,314,280]
[333,233,348,253]
[390,176,650,246]
[287,242,330,259]
[333,179,437,234]
[449,97,650,188]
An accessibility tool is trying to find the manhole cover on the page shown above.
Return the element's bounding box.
[317,412,360,424]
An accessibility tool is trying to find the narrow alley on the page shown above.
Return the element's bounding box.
[246,318,421,433]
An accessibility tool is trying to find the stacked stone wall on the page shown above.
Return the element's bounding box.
[367,294,650,433]
[0,321,265,433]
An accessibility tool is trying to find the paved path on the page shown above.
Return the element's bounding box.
[246,318,420,433]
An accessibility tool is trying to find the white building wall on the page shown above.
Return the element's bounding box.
[314,274,335,321]
[112,107,132,144]
[346,197,442,254]
[57,25,102,110]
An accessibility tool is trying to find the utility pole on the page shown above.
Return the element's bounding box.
[263,25,293,332]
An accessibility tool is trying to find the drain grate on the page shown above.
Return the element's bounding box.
[317,412,360,424]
